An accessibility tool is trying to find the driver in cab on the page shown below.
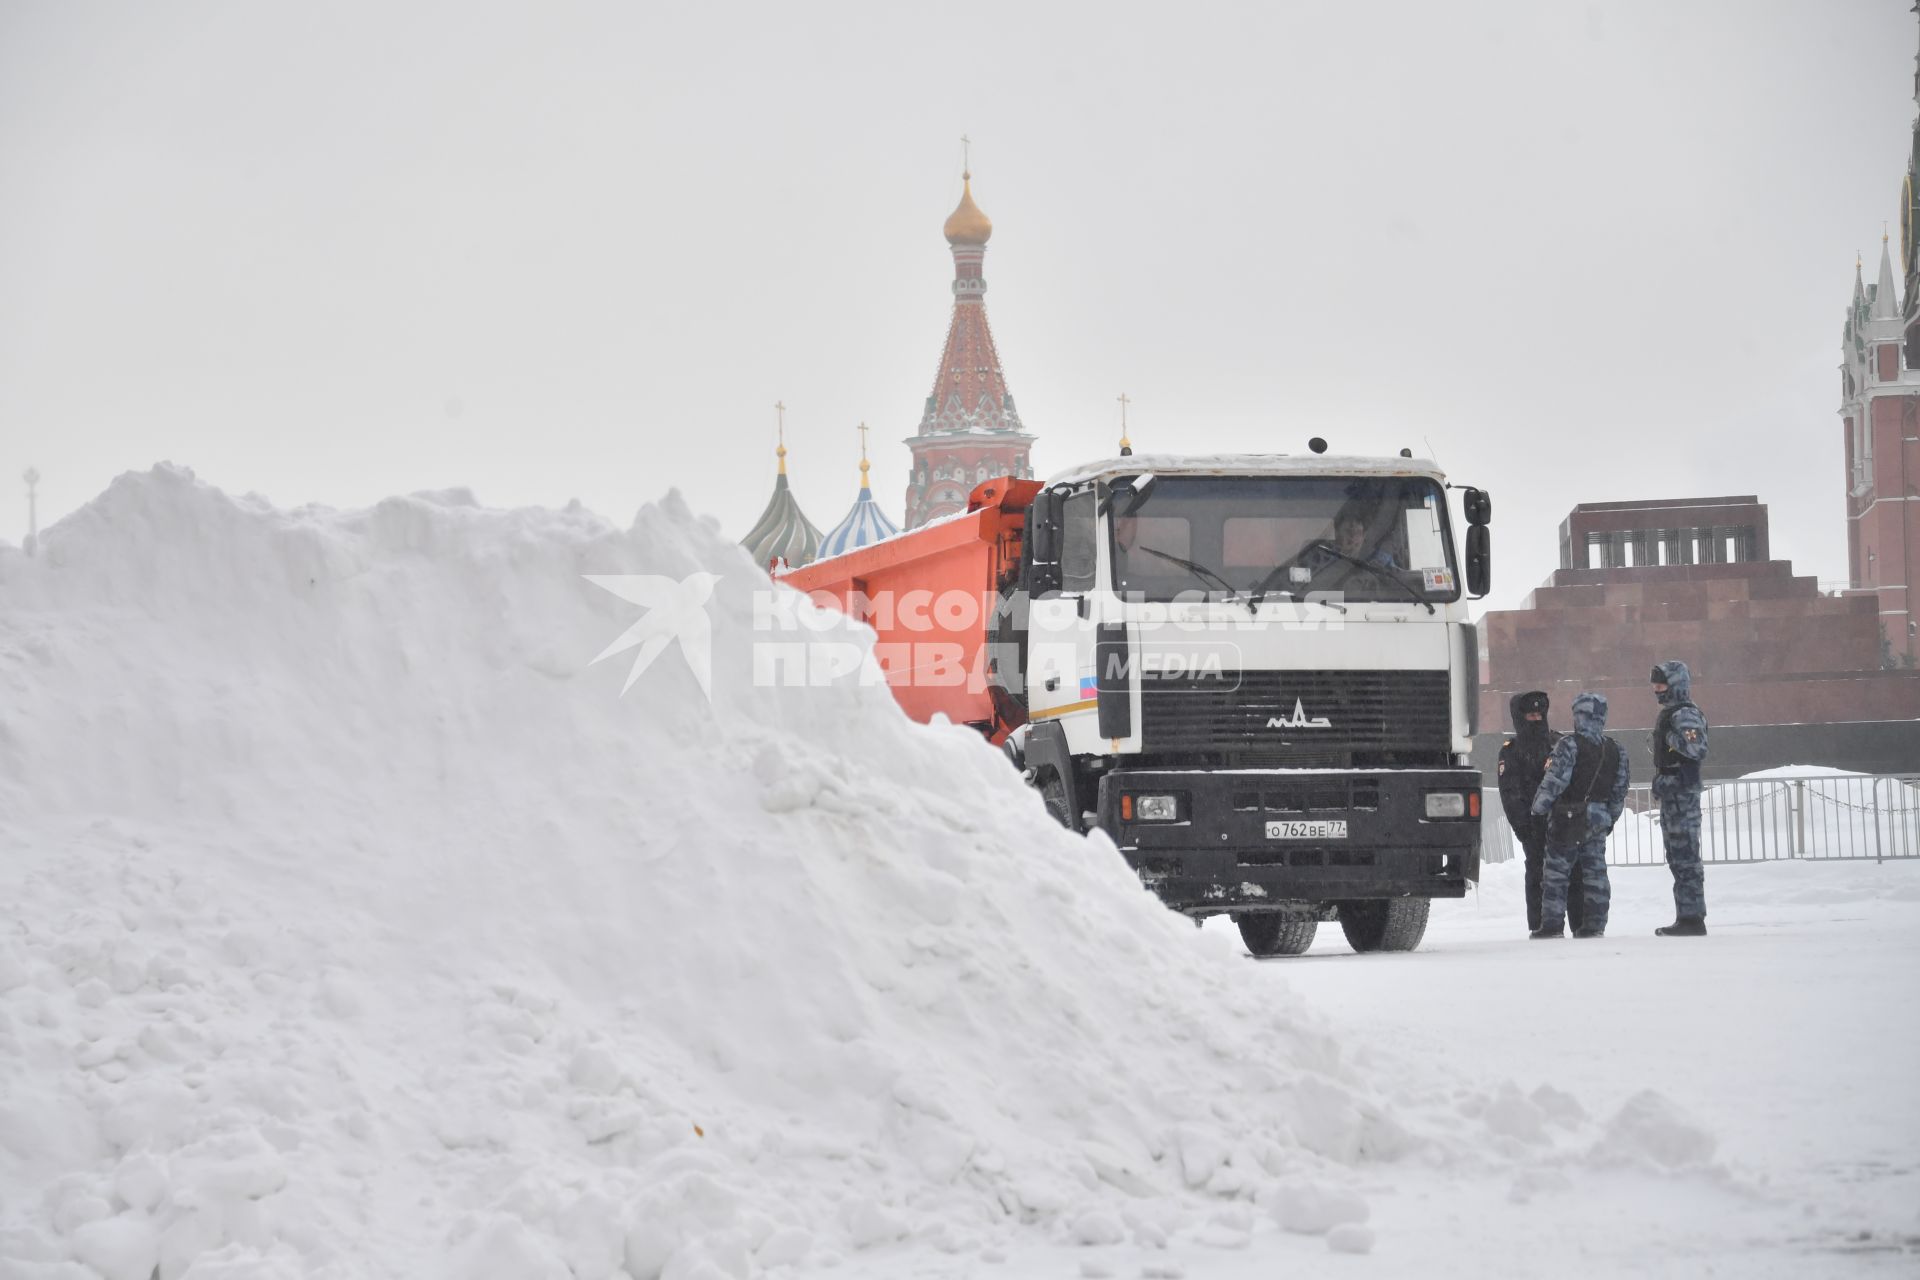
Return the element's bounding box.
[1317,503,1398,573]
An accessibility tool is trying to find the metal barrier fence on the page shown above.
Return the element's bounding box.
[1480,773,1920,867]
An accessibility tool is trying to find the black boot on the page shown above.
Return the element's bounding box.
[1529,923,1564,940]
[1572,926,1605,939]
[1654,917,1707,937]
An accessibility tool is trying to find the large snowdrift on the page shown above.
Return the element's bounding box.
[0,466,1441,1278]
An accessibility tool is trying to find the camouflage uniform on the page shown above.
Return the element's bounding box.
[1496,691,1583,933]
[1529,692,1629,936]
[1651,659,1711,929]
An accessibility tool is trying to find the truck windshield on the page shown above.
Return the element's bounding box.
[1107,475,1461,604]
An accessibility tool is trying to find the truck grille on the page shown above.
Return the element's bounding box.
[1139,669,1452,766]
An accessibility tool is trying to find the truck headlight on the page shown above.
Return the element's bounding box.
[1135,794,1179,822]
[1424,791,1467,819]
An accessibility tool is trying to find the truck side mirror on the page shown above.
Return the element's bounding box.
[1026,490,1064,596]
[1463,487,1492,526]
[1466,524,1490,598]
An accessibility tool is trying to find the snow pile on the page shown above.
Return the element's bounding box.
[0,466,1425,1278]
[1735,765,1873,780]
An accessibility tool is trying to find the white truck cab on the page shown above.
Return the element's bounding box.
[1006,450,1491,954]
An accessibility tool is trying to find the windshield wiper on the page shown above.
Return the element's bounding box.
[1281,590,1347,615]
[1136,544,1242,599]
[1293,540,1436,613]
[1245,567,1348,615]
[1250,562,1303,608]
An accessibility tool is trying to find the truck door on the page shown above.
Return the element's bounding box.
[1026,488,1099,724]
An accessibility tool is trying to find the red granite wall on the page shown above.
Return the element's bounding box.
[1480,560,1920,731]
[1562,498,1769,564]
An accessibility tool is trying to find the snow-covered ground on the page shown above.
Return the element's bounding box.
[1191,859,1920,1278]
[891,860,1920,1280]
[2,469,1916,1279]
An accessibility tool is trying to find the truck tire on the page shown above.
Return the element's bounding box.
[1237,915,1318,958]
[1039,770,1077,832]
[1338,898,1430,953]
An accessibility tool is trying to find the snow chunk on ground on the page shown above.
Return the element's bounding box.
[1591,1091,1719,1172]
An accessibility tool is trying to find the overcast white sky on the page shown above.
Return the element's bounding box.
[1,1,1914,612]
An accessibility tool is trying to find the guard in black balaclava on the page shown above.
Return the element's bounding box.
[1496,691,1584,933]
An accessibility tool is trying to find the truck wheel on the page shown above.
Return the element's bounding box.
[1237,915,1318,957]
[1039,770,1077,832]
[1338,898,1430,953]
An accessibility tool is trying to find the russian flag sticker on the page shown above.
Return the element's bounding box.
[1078,674,1099,699]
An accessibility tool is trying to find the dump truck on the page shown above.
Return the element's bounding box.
[783,448,1491,955]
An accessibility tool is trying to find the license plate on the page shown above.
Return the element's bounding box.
[1265,819,1348,840]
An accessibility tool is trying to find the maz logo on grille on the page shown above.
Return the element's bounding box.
[1265,699,1331,729]
[1141,669,1449,763]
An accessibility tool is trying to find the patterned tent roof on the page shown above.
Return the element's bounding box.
[820,481,900,559]
[742,472,821,571]
[820,424,900,559]
[915,169,1028,439]
[741,407,822,570]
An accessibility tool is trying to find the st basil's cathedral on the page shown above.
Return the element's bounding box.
[742,164,1035,571]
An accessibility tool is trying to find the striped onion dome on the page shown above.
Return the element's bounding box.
[741,436,822,571]
[820,478,901,558]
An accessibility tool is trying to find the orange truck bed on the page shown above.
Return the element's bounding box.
[783,476,1041,741]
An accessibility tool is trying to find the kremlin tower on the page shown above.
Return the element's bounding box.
[903,164,1036,528]
[741,402,822,571]
[1838,16,1920,666]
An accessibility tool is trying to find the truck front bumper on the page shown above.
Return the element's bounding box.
[1095,767,1482,917]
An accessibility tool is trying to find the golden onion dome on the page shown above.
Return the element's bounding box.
[943,173,993,245]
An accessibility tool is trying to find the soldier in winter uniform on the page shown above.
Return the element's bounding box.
[1650,659,1711,936]
[1527,692,1628,939]
[1496,691,1584,934]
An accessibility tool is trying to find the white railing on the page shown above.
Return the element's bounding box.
[1480,773,1920,866]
